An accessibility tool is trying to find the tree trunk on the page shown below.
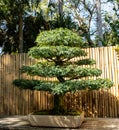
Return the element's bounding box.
[53,94,65,114]
[95,0,103,47]
[58,0,63,17]
[18,11,23,53]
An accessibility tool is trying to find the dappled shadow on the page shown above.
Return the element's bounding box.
[1,115,119,130]
[64,90,119,118]
[0,115,29,128]
[80,118,119,130]
[0,47,119,117]
[28,113,84,128]
[0,54,53,115]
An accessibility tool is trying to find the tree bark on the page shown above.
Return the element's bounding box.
[18,10,23,53]
[54,94,63,113]
[95,0,103,47]
[58,0,63,17]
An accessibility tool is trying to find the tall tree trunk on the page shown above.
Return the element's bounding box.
[58,0,63,17]
[95,0,103,47]
[18,11,23,53]
[58,0,63,27]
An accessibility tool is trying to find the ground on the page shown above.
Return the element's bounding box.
[0,116,119,130]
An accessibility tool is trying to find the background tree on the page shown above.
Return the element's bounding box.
[0,0,49,53]
[103,0,119,46]
[0,0,119,53]
[0,0,79,53]
[64,0,118,47]
[65,0,97,46]
[95,0,103,46]
[58,0,63,17]
[13,28,113,114]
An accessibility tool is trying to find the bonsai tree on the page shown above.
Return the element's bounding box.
[13,28,113,114]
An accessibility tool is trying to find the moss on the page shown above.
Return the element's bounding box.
[32,110,82,116]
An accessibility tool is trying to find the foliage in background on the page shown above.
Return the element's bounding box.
[0,0,79,53]
[103,0,119,46]
[0,0,119,53]
[0,0,48,53]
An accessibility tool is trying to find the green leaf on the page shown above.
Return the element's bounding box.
[13,28,113,96]
[28,46,87,60]
[35,28,84,47]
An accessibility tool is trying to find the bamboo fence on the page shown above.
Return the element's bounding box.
[0,46,119,117]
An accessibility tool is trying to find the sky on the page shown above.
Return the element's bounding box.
[0,48,2,54]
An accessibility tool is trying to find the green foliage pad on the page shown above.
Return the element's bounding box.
[13,28,113,114]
